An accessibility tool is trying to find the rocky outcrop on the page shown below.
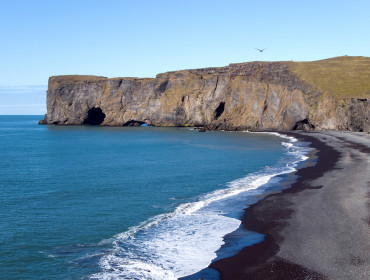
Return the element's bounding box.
[312,96,369,132]
[41,58,370,132]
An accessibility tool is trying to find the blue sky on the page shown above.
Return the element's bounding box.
[1,0,369,114]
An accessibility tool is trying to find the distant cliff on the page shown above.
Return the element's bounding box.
[41,56,370,132]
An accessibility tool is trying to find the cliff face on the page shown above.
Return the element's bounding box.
[42,57,370,132]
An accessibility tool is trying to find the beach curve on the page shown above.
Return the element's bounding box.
[210,131,370,280]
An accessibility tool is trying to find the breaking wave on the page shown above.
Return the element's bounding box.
[89,132,311,279]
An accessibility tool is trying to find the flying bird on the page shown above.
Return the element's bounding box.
[255,48,267,52]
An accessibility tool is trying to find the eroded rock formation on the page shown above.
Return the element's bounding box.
[41,58,370,132]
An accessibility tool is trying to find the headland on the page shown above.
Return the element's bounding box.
[39,56,370,279]
[40,56,369,133]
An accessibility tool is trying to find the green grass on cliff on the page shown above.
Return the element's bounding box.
[282,56,370,98]
[49,75,108,83]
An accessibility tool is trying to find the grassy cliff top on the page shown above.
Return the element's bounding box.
[49,75,157,84]
[282,56,370,98]
[49,75,108,83]
[48,56,370,98]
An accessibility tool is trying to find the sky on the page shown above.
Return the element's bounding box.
[1,0,369,114]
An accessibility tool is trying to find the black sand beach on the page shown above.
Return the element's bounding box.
[210,131,370,280]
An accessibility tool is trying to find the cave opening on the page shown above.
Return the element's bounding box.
[83,107,106,125]
[123,120,146,127]
[214,102,225,120]
[293,118,315,130]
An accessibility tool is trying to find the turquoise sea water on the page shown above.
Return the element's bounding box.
[0,116,309,279]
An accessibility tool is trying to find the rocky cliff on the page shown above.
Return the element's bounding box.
[41,56,370,132]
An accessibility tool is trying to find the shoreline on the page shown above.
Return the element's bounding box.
[210,131,370,279]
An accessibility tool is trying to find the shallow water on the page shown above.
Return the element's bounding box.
[0,116,309,279]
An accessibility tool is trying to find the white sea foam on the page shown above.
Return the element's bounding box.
[92,214,240,280]
[90,132,312,280]
[282,142,293,148]
[256,132,310,162]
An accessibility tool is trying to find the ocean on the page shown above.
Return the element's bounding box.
[0,116,311,280]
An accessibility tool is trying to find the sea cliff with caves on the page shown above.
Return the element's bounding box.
[40,56,370,132]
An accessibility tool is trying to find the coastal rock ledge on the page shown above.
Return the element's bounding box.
[40,56,370,132]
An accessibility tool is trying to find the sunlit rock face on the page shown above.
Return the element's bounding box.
[42,60,369,132]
